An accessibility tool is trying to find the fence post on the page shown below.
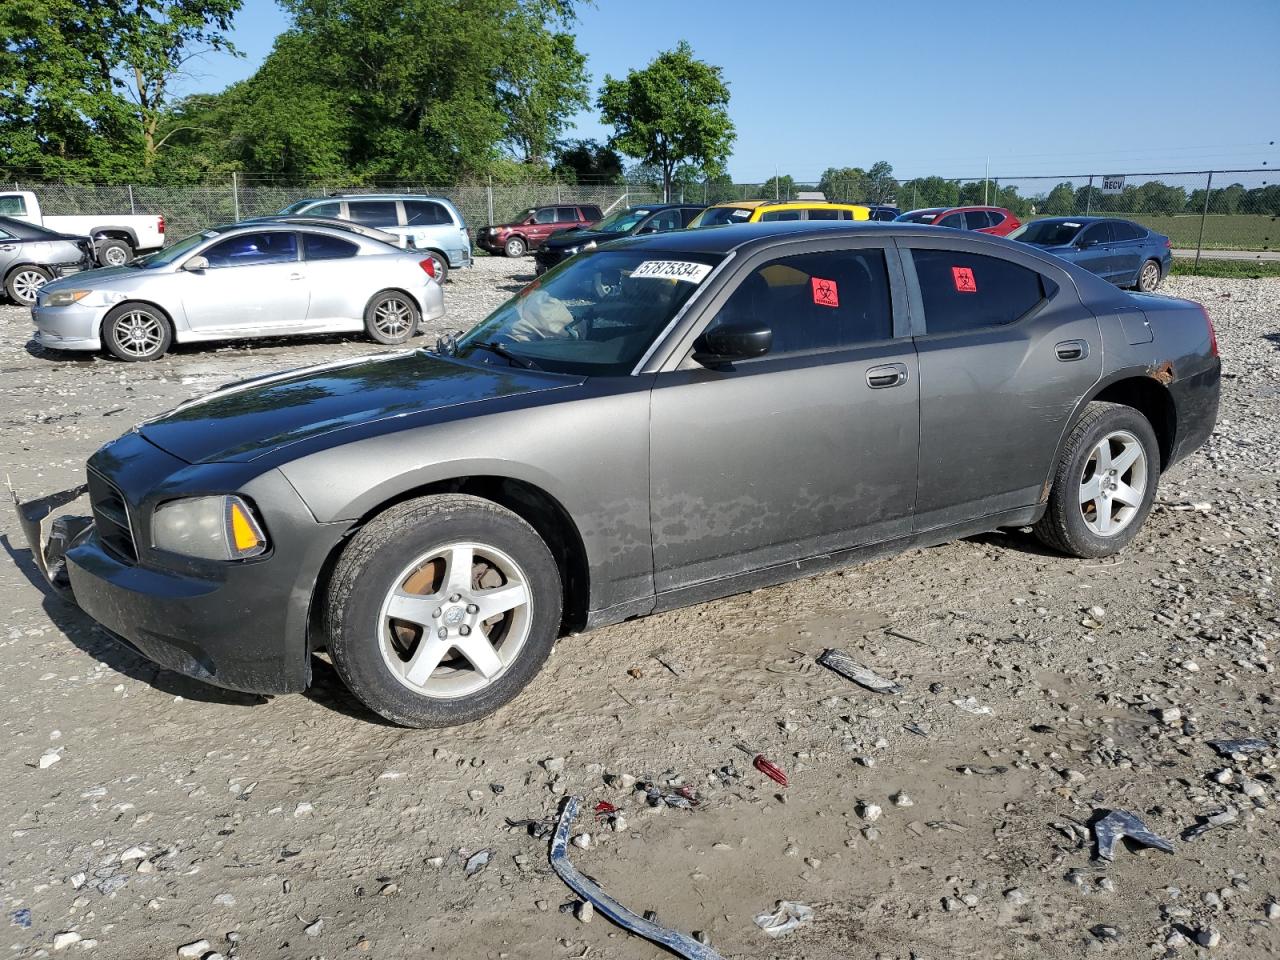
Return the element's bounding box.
[486,176,494,226]
[1085,175,1094,216]
[128,185,136,215]
[1193,170,1213,274]
[231,172,240,221]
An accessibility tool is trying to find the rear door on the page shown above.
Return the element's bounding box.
[649,238,920,590]
[180,230,310,335]
[301,231,367,326]
[1108,220,1145,284]
[902,239,1102,530]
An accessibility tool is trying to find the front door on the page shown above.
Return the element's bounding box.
[903,240,1103,529]
[1073,221,1115,281]
[180,230,310,336]
[649,241,920,592]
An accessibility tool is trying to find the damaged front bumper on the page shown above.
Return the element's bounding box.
[9,481,92,600]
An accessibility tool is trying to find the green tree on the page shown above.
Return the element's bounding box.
[864,160,895,203]
[818,166,866,203]
[597,40,735,202]
[496,10,588,166]
[553,139,624,184]
[760,173,796,200]
[897,175,959,210]
[1041,182,1076,216]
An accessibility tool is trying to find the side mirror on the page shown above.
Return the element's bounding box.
[183,255,209,271]
[638,223,660,234]
[692,323,772,367]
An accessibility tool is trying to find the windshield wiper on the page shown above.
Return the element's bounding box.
[471,341,541,370]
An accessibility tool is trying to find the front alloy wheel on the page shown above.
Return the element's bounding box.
[325,494,562,727]
[7,267,52,306]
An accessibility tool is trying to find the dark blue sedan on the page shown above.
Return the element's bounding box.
[1009,217,1172,292]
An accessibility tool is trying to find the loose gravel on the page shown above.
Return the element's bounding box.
[0,265,1277,959]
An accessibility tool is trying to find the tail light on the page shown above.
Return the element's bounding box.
[1199,304,1219,358]
[419,258,436,278]
[158,215,165,235]
[1164,237,1171,248]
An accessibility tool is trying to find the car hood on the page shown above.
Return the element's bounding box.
[41,264,153,292]
[543,227,627,249]
[139,351,582,465]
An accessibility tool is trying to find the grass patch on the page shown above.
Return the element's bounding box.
[1170,257,1280,279]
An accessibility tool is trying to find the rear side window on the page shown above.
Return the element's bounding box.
[579,205,603,222]
[937,212,965,228]
[404,200,451,226]
[706,248,893,357]
[760,208,803,222]
[912,249,1048,335]
[555,207,578,222]
[348,200,399,228]
[807,208,842,221]
[1111,220,1144,241]
[679,207,702,226]
[303,233,359,260]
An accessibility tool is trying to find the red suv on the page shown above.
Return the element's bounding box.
[895,205,1021,236]
[476,204,603,257]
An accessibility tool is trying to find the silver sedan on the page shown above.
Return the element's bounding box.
[31,221,444,361]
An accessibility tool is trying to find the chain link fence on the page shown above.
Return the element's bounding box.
[6,169,1274,262]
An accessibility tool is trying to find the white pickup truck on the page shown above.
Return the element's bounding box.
[0,191,166,267]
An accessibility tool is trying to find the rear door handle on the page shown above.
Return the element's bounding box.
[1055,340,1088,361]
[289,272,304,280]
[866,363,909,388]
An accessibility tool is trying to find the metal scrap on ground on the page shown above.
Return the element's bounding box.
[1093,809,1175,861]
[548,796,724,960]
[816,648,904,695]
[1207,737,1272,757]
[753,900,815,938]
[1182,806,1239,841]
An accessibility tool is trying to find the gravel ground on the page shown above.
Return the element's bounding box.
[1,264,1278,959]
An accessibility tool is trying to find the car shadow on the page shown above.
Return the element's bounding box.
[302,655,398,727]
[963,527,1067,559]
[1264,332,1280,353]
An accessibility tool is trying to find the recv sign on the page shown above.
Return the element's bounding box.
[1101,175,1125,195]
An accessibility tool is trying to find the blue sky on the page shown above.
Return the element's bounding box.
[186,0,1279,181]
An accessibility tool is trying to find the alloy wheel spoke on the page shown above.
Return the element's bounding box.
[1112,443,1142,476]
[443,544,474,595]
[473,581,528,621]
[1079,474,1103,505]
[453,632,504,678]
[1111,481,1142,507]
[404,636,451,686]
[385,589,443,627]
[1095,499,1114,534]
[1092,440,1113,473]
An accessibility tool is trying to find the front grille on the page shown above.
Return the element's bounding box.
[87,469,137,564]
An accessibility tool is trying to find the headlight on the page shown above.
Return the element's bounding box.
[43,290,91,306]
[151,495,268,560]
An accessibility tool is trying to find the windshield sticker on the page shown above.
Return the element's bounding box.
[1063,221,1082,228]
[951,266,977,293]
[630,260,712,283]
[811,277,840,307]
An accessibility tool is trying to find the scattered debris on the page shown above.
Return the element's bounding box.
[464,849,492,878]
[885,627,927,646]
[752,755,789,788]
[548,796,723,960]
[753,900,815,938]
[951,696,992,715]
[816,649,903,695]
[652,648,685,676]
[1207,737,1271,757]
[903,722,929,737]
[1182,806,1239,841]
[956,764,1008,776]
[506,816,558,840]
[1093,809,1175,861]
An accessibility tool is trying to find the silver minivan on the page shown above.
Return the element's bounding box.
[279,194,471,281]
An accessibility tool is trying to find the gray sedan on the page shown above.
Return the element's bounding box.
[1,216,93,306]
[19,222,1220,727]
[31,221,444,361]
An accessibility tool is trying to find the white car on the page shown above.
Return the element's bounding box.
[32,220,444,361]
[0,191,166,267]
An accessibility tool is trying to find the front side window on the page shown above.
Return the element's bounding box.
[703,248,893,357]
[347,200,399,227]
[533,208,558,224]
[695,206,755,227]
[303,233,359,260]
[759,208,803,222]
[642,209,681,232]
[0,196,28,217]
[404,200,450,226]
[937,212,966,228]
[457,249,722,376]
[592,208,651,232]
[1009,220,1083,246]
[897,209,941,223]
[912,249,1048,335]
[203,231,298,267]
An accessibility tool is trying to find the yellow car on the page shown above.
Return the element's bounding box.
[689,199,871,227]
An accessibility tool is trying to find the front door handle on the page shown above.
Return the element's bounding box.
[288,272,304,280]
[1055,340,1088,361]
[866,363,909,389]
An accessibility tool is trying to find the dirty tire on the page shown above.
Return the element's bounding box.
[1034,401,1161,558]
[102,303,172,361]
[1135,259,1162,292]
[504,236,526,257]
[5,265,52,306]
[363,290,420,345]
[96,239,133,267]
[324,494,562,728]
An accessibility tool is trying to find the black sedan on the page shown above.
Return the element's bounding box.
[0,216,94,306]
[19,221,1219,728]
[532,203,704,273]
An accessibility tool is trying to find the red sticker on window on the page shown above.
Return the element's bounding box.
[811,277,839,307]
[951,266,977,293]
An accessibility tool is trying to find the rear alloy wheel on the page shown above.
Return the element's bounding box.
[364,291,420,345]
[504,236,527,258]
[423,250,449,283]
[1135,259,1161,292]
[6,266,52,306]
[103,303,172,361]
[325,494,562,727]
[97,239,133,267]
[1034,401,1160,558]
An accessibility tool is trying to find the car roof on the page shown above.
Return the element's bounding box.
[704,199,768,210]
[604,220,955,255]
[946,205,1012,213]
[241,215,403,245]
[756,201,870,211]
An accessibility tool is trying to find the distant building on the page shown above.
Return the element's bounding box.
[795,191,826,201]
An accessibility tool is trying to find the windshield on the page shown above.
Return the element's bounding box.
[1009,220,1084,246]
[455,249,722,376]
[896,209,941,223]
[692,206,754,227]
[590,208,651,233]
[134,230,222,269]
